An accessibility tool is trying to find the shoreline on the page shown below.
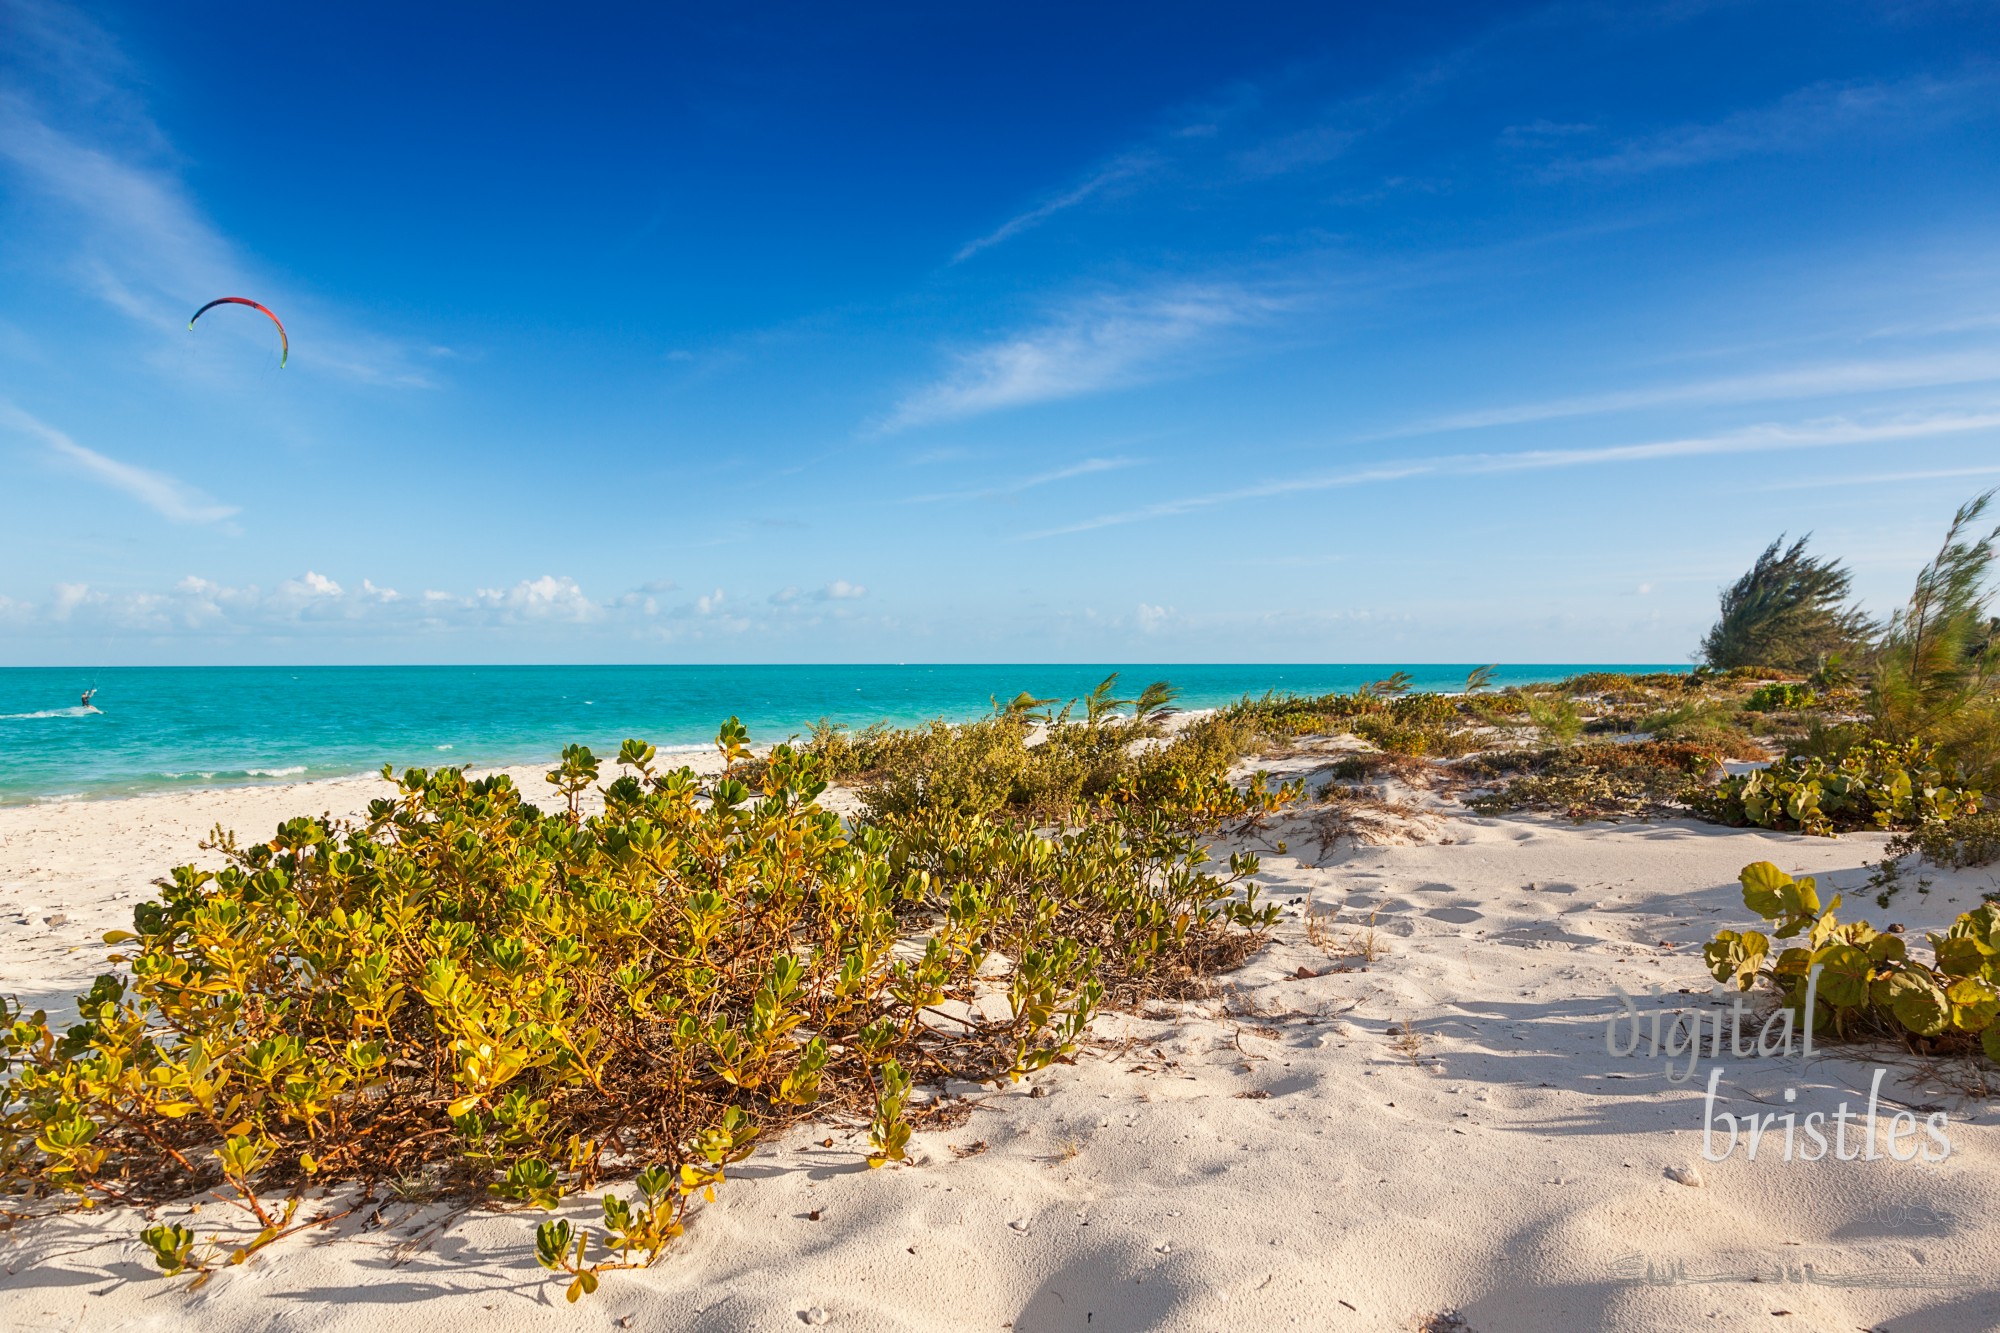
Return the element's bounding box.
[0,739,727,812]
[0,662,1691,809]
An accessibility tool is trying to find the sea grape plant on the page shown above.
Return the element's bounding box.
[0,719,1280,1297]
[1705,861,2000,1062]
[1693,739,1982,836]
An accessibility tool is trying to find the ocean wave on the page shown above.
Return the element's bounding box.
[247,766,308,778]
[0,706,101,720]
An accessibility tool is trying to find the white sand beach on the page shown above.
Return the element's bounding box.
[2,757,1996,1332]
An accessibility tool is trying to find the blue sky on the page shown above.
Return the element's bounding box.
[2,0,1998,665]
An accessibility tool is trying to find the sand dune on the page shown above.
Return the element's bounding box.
[2,764,1995,1331]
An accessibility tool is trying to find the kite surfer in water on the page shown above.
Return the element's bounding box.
[80,688,96,709]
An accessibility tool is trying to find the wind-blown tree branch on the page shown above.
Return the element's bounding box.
[994,690,1059,723]
[1082,673,1131,727]
[1130,680,1181,733]
[1702,535,1873,671]
[1870,492,2000,781]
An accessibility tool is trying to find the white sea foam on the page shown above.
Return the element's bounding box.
[247,767,308,778]
[0,706,100,720]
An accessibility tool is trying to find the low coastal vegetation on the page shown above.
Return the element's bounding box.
[0,700,1291,1296]
[1469,492,1999,847]
[1706,861,2000,1064]
[3,494,1997,1297]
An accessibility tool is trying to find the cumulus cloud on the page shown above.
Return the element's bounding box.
[284,571,343,599]
[50,581,94,620]
[7,564,892,645]
[5,570,614,635]
[473,575,600,623]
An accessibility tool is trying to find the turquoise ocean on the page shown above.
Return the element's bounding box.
[0,664,1683,805]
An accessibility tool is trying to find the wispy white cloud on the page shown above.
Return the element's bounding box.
[907,455,1141,503]
[0,400,238,524]
[1028,410,2000,538]
[1373,350,2000,438]
[884,282,1287,431]
[1547,70,1998,177]
[0,27,431,386]
[1756,463,2000,492]
[765,579,867,610]
[953,154,1158,262]
[1498,118,1594,149]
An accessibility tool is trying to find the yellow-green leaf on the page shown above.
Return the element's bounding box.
[1739,861,1792,918]
[1888,973,1950,1037]
[1947,976,1999,1032]
[1812,943,1871,1008]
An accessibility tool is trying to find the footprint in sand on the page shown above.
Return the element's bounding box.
[1423,905,1484,924]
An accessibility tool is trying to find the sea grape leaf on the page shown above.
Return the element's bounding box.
[1934,935,1991,978]
[1812,943,1872,1009]
[1739,862,1793,919]
[1946,976,2000,1033]
[1887,972,1950,1037]
[1772,947,1813,979]
[1865,933,1907,966]
[1704,929,1768,990]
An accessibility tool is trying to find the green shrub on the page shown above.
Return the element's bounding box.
[1220,687,1483,758]
[851,715,1042,821]
[0,722,1277,1294]
[1524,696,1583,745]
[1554,671,1642,694]
[1888,809,2000,869]
[1464,741,1722,821]
[1692,739,1982,836]
[1745,682,1815,712]
[1705,861,2000,1063]
[831,707,1282,831]
[1782,719,1871,763]
[1220,689,1383,738]
[1638,698,1751,744]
